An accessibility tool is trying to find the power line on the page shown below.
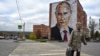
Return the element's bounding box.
[15,0,23,24]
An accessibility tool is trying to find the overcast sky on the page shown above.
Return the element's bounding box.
[0,0,100,32]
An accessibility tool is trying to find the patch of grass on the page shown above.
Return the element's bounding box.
[35,39,48,42]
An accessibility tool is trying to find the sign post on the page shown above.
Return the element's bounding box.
[18,25,22,29]
[18,25,22,41]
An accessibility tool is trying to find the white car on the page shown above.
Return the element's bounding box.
[0,36,4,39]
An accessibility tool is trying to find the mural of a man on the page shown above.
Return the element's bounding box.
[51,1,73,41]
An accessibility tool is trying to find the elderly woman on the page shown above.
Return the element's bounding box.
[68,22,87,56]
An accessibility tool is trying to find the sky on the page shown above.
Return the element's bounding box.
[0,0,100,32]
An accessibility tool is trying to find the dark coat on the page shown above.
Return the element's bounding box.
[51,24,73,41]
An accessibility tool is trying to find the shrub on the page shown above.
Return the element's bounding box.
[29,33,37,40]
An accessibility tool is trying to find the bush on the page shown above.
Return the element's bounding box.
[29,33,37,40]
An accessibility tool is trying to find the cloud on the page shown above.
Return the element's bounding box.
[80,0,100,30]
[0,0,100,32]
[0,21,19,31]
[23,13,49,25]
[80,0,100,17]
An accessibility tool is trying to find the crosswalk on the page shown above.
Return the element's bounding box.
[9,43,92,56]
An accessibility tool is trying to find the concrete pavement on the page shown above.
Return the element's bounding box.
[9,40,92,56]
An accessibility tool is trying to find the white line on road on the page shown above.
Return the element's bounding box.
[39,53,65,56]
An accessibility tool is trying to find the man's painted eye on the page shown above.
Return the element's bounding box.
[64,12,68,14]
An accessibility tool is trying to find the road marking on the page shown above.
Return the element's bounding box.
[39,53,65,56]
[9,43,93,56]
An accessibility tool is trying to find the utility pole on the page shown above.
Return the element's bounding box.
[16,0,25,40]
[23,22,25,40]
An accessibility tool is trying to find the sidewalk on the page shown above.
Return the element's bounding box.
[19,39,39,43]
[9,41,92,56]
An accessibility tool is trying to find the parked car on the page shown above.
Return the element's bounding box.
[93,39,100,42]
[0,36,5,39]
[5,36,10,40]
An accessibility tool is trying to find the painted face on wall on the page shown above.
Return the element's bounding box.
[56,2,71,27]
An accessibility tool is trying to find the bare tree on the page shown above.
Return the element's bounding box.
[89,17,97,39]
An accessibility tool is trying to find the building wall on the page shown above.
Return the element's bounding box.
[77,0,87,31]
[33,0,87,39]
[33,24,49,38]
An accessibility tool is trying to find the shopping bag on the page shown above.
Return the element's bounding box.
[66,48,72,56]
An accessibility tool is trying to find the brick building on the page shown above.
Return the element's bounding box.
[33,24,49,39]
[33,0,87,39]
[77,0,87,30]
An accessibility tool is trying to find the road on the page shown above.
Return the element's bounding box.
[49,41,100,56]
[0,40,19,56]
[0,40,100,56]
[82,42,100,56]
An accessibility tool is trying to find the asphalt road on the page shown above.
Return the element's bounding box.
[49,41,100,56]
[82,42,100,56]
[0,40,19,56]
[0,40,100,56]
